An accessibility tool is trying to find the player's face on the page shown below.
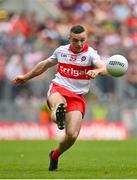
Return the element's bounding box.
[69,31,87,53]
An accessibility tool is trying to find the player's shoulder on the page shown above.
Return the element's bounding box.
[87,46,100,58]
[88,46,97,53]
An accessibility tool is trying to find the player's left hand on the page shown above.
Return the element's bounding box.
[86,70,99,79]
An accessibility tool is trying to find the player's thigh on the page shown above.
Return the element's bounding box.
[47,92,66,109]
[65,110,82,138]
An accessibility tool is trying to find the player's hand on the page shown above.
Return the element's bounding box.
[86,70,99,79]
[13,75,27,85]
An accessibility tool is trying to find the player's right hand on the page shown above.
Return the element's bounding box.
[13,75,27,85]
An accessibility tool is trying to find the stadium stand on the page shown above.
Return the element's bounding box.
[0,0,137,137]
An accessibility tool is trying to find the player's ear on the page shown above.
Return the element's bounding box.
[68,36,71,43]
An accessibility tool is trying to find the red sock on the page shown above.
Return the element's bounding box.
[51,148,59,160]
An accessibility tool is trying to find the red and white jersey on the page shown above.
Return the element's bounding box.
[48,43,101,94]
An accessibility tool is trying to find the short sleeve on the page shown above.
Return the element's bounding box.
[90,49,101,65]
[48,48,58,63]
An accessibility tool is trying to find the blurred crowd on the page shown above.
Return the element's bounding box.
[0,0,137,104]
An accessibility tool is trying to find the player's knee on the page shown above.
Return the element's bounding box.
[51,102,67,111]
[66,131,79,141]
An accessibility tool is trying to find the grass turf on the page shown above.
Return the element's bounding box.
[0,139,137,179]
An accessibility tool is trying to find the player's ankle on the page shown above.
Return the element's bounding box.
[51,149,59,160]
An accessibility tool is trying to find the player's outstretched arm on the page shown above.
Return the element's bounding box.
[95,60,109,76]
[86,60,108,79]
[14,59,56,84]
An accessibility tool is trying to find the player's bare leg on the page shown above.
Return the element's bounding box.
[49,110,82,171]
[47,92,67,129]
[58,111,82,155]
[48,92,67,171]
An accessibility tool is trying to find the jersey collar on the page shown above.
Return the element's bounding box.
[68,43,89,54]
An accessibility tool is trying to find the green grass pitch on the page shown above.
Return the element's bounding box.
[0,139,137,179]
